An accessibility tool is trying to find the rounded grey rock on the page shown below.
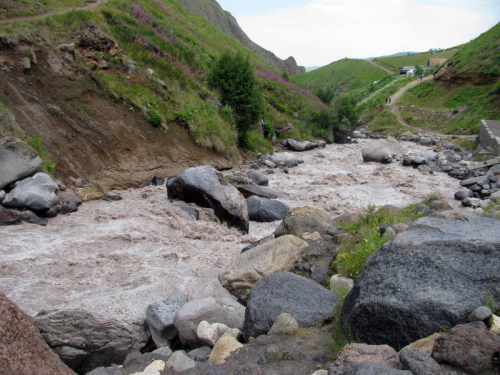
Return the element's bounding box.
[468,306,492,322]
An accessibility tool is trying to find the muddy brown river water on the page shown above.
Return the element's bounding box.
[0,140,460,316]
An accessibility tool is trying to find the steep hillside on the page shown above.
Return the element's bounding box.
[0,0,324,191]
[291,58,391,100]
[435,22,500,84]
[176,0,305,76]
[367,23,500,135]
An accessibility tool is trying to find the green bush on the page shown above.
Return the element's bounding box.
[208,51,265,145]
[148,109,163,127]
[27,136,56,175]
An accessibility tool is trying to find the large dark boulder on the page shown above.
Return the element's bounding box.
[167,166,249,233]
[0,293,75,375]
[342,213,500,350]
[246,195,289,222]
[0,136,42,189]
[243,272,339,340]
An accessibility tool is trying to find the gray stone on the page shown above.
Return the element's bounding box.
[269,152,299,168]
[462,197,482,207]
[167,165,249,233]
[186,346,211,362]
[468,306,492,322]
[172,204,199,220]
[246,171,269,186]
[268,313,299,335]
[454,189,473,201]
[165,351,196,372]
[460,177,480,187]
[231,183,291,200]
[342,214,500,350]
[491,190,500,204]
[146,293,187,348]
[173,297,245,347]
[430,200,453,211]
[399,349,450,375]
[285,139,320,152]
[47,58,63,73]
[275,206,332,239]
[218,235,308,302]
[361,138,404,163]
[0,136,42,189]
[35,279,175,374]
[0,190,5,202]
[197,321,231,347]
[57,189,82,215]
[351,363,413,375]
[327,226,343,236]
[3,173,58,212]
[414,204,430,215]
[330,275,354,298]
[18,210,48,226]
[0,206,22,226]
[246,195,289,222]
[243,272,339,339]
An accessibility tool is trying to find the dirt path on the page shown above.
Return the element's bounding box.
[368,60,394,75]
[0,0,109,24]
[387,76,453,136]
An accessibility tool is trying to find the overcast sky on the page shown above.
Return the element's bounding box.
[216,0,500,67]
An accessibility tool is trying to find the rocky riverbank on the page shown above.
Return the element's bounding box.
[1,135,499,374]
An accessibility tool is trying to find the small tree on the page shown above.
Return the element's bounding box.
[336,96,358,125]
[208,51,264,146]
[315,87,335,105]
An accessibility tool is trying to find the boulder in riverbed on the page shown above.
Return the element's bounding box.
[362,138,404,163]
[219,235,309,302]
[0,136,42,190]
[167,165,249,233]
[275,206,333,239]
[342,213,500,350]
[243,272,339,339]
[35,279,175,374]
[246,195,290,222]
[3,172,59,213]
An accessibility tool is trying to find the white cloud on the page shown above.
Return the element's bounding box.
[237,0,498,67]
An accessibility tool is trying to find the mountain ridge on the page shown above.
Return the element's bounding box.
[176,0,305,76]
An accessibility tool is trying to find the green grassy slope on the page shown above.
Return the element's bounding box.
[393,23,500,135]
[375,48,460,73]
[0,0,326,156]
[291,58,391,99]
[443,22,500,75]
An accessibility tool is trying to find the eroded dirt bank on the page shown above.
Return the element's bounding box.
[0,140,460,316]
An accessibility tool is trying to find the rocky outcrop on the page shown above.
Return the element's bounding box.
[219,235,309,302]
[0,293,75,375]
[0,136,42,189]
[175,0,305,76]
[342,213,500,350]
[35,280,176,374]
[243,272,339,339]
[167,165,249,233]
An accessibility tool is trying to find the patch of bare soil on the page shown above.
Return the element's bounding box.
[0,140,460,317]
[0,41,239,191]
